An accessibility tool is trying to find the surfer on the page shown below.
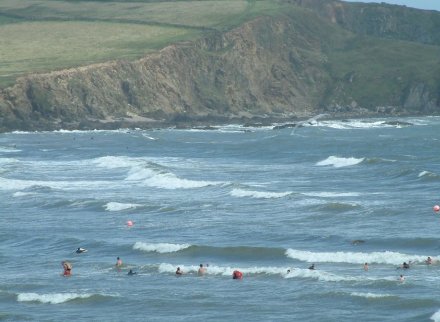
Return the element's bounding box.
[198,264,206,276]
[127,269,137,276]
[176,267,183,275]
[308,264,315,270]
[62,261,72,276]
[76,247,87,254]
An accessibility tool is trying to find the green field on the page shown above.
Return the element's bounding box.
[0,0,284,88]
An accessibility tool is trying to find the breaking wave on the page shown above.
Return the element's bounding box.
[104,202,142,211]
[133,242,191,253]
[230,188,291,199]
[285,249,430,265]
[316,156,364,168]
[16,292,112,304]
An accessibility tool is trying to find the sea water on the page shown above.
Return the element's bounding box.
[0,116,440,321]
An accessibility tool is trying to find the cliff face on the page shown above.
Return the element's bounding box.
[0,2,440,132]
[0,15,329,131]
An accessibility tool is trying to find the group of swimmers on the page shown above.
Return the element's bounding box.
[175,263,243,279]
[63,250,243,279]
[63,248,434,281]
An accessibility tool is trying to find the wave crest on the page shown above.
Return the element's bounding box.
[104,202,141,211]
[17,292,95,304]
[230,188,291,199]
[133,242,191,253]
[285,249,430,265]
[316,156,364,168]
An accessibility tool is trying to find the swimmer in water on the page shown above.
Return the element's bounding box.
[176,267,183,275]
[127,269,137,275]
[232,270,243,279]
[426,257,432,265]
[198,264,206,276]
[76,247,87,254]
[308,264,315,270]
[364,263,369,271]
[399,274,405,282]
[62,261,72,276]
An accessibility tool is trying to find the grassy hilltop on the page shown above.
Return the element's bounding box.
[0,0,284,88]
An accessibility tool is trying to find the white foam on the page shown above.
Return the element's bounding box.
[285,268,358,282]
[320,119,394,130]
[302,191,360,198]
[133,242,191,253]
[0,177,112,191]
[94,156,220,189]
[350,292,394,299]
[157,263,360,282]
[316,156,364,168]
[0,147,21,153]
[104,202,141,211]
[12,191,35,197]
[157,263,288,276]
[285,249,430,265]
[17,292,94,304]
[92,156,136,169]
[127,168,216,189]
[0,157,18,165]
[418,170,438,178]
[431,310,440,322]
[230,188,291,199]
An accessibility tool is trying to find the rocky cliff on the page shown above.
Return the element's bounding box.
[0,1,439,132]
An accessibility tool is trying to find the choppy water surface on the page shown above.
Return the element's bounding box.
[1,117,440,321]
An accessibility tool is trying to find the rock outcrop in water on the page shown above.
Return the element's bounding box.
[0,0,440,132]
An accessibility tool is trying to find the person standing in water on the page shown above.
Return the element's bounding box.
[364,263,369,271]
[176,267,183,275]
[116,257,122,267]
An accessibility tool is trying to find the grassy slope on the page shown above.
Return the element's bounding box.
[326,35,440,108]
[0,0,283,88]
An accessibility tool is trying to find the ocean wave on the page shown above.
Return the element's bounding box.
[93,156,221,189]
[350,292,395,299]
[16,292,109,304]
[133,242,191,253]
[0,147,21,153]
[418,170,440,180]
[157,263,362,282]
[302,191,360,198]
[285,249,430,265]
[12,191,35,197]
[316,202,360,212]
[0,177,112,191]
[319,119,410,130]
[230,188,291,199]
[104,202,142,211]
[431,310,440,322]
[157,263,287,276]
[316,156,364,168]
